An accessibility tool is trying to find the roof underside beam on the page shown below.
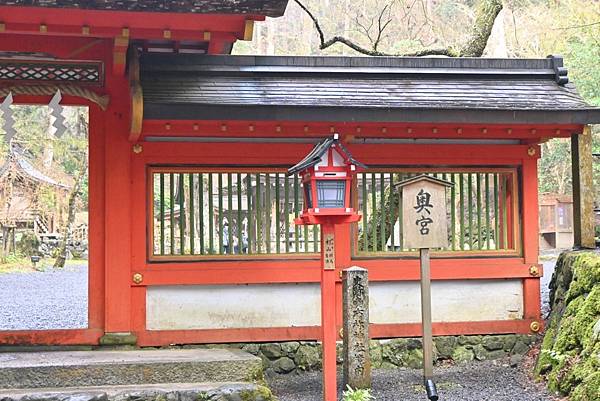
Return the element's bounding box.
[143,104,600,126]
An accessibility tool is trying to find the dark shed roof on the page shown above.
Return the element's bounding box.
[0,0,289,17]
[141,54,600,125]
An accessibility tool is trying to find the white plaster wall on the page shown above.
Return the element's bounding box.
[370,280,524,324]
[146,283,321,331]
[146,279,524,331]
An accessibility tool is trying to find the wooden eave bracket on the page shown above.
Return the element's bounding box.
[113,33,129,76]
[243,20,254,41]
[128,47,143,142]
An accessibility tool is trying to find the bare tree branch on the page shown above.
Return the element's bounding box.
[553,21,600,30]
[294,0,503,57]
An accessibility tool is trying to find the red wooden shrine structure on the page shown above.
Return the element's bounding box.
[1,0,599,348]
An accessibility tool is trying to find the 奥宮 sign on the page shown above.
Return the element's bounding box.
[398,175,453,250]
[396,174,453,400]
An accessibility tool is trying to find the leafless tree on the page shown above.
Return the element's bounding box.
[294,0,503,57]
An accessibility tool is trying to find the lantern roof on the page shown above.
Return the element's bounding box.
[395,174,454,189]
[287,135,366,176]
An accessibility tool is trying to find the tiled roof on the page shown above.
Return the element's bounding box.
[0,0,289,17]
[140,54,600,125]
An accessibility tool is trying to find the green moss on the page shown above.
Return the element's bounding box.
[568,255,600,301]
[196,392,211,401]
[537,251,600,399]
[571,371,600,401]
[240,385,275,401]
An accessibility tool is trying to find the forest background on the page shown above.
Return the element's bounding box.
[1,0,599,240]
[236,0,600,198]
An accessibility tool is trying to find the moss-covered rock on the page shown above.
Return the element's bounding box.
[452,346,474,363]
[294,344,321,371]
[536,251,600,399]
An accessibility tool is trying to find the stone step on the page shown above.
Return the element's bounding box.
[0,382,275,401]
[0,349,263,389]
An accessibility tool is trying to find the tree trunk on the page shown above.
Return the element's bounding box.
[358,174,402,251]
[54,158,87,268]
[42,108,54,170]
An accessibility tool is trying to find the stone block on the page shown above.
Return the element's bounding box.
[99,333,137,346]
[280,341,300,356]
[271,357,295,374]
[369,341,383,368]
[0,349,263,389]
[452,346,474,363]
[242,344,261,355]
[511,341,530,355]
[482,335,505,351]
[294,344,321,371]
[458,335,482,346]
[502,335,517,351]
[260,343,283,359]
[433,336,457,359]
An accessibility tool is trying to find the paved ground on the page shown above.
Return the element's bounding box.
[268,359,559,401]
[541,257,558,318]
[0,264,88,330]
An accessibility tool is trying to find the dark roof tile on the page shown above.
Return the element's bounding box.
[0,0,289,17]
[141,54,600,125]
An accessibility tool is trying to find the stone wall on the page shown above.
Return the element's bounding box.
[535,251,600,401]
[185,334,535,376]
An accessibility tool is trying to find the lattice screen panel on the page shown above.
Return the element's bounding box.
[0,61,103,85]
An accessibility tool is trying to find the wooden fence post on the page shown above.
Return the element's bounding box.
[572,125,595,248]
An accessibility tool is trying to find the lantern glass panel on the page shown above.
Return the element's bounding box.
[317,180,346,208]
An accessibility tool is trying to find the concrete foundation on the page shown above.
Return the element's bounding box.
[0,349,263,389]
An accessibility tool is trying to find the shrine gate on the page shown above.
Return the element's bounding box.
[0,0,599,347]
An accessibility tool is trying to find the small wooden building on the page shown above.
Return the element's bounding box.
[539,193,574,250]
[0,143,69,234]
[0,0,599,347]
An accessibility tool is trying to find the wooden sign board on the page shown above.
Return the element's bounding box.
[397,175,453,250]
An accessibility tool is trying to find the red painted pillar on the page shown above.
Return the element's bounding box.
[87,105,106,332]
[321,222,338,401]
[522,152,542,326]
[102,63,133,335]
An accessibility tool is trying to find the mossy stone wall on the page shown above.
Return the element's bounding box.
[172,333,534,377]
[535,251,600,401]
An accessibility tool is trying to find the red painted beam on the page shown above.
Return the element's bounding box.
[134,320,536,347]
[142,120,581,140]
[0,329,103,346]
[0,6,261,41]
[134,259,542,286]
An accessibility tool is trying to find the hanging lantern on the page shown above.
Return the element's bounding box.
[288,134,366,225]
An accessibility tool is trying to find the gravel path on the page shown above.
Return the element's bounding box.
[541,258,558,318]
[268,359,558,401]
[0,265,88,330]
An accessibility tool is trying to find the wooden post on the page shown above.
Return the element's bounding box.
[572,125,595,248]
[397,175,452,400]
[420,248,433,380]
[321,222,337,401]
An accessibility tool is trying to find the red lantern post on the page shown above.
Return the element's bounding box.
[288,134,366,401]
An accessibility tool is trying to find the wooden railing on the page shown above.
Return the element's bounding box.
[149,167,519,260]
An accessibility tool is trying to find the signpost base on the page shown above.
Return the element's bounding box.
[420,248,433,381]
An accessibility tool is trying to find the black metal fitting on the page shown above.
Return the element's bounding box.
[425,379,439,401]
